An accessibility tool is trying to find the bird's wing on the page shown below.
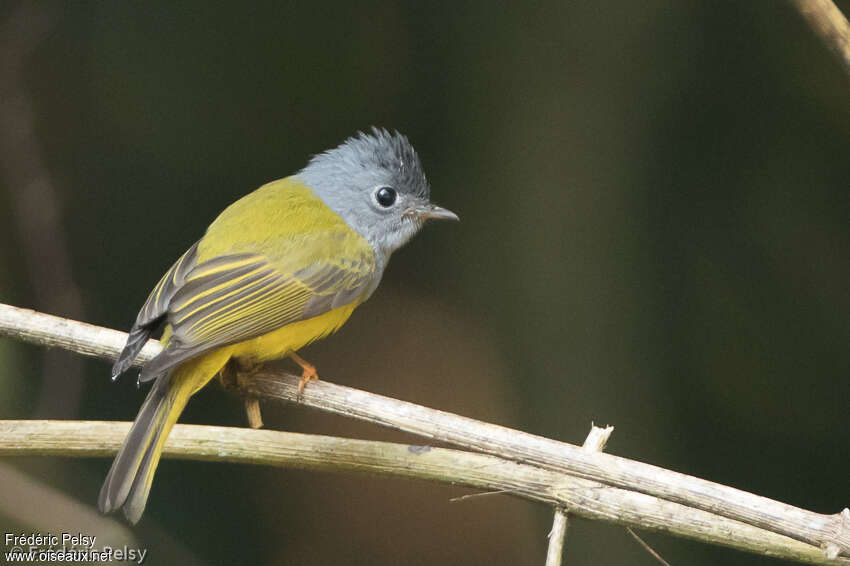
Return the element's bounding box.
[136,241,377,382]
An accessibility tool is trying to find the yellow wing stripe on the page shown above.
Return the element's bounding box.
[171,267,272,323]
[183,276,305,340]
[194,300,298,343]
[138,242,200,325]
[203,292,307,339]
[190,281,310,338]
[185,256,260,279]
[181,257,373,344]
[182,278,284,335]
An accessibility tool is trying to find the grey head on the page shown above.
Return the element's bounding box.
[296,128,457,263]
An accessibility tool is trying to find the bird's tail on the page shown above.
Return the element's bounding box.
[98,370,192,524]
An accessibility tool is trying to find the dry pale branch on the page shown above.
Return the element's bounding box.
[0,303,849,564]
[0,419,845,566]
[244,373,850,560]
[545,512,570,566]
[789,0,850,76]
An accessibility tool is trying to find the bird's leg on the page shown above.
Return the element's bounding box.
[218,358,264,429]
[217,358,240,390]
[289,351,319,393]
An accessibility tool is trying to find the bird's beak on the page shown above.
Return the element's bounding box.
[417,203,459,222]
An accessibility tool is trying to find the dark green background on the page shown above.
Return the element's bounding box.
[1,1,848,564]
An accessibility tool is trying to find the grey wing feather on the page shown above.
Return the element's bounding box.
[135,241,200,327]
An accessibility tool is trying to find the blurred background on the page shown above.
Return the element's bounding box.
[0,1,848,564]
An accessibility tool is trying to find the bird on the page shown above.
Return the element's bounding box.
[98,128,458,524]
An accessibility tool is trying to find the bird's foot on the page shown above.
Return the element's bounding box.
[289,352,319,393]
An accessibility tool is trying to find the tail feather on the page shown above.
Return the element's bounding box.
[98,373,188,524]
[120,390,186,524]
[101,345,232,523]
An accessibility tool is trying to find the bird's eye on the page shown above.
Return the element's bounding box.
[374,186,397,208]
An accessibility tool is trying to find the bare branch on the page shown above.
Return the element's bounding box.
[244,372,850,558]
[0,302,849,564]
[0,418,846,566]
[0,303,163,364]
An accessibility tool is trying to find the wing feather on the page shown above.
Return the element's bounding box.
[136,242,201,327]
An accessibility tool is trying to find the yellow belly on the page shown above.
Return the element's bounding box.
[170,302,360,396]
[229,302,359,362]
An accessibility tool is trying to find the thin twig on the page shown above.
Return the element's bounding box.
[1,303,849,564]
[546,511,570,566]
[788,0,850,76]
[545,425,614,565]
[628,528,673,566]
[449,490,512,503]
[580,427,671,565]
